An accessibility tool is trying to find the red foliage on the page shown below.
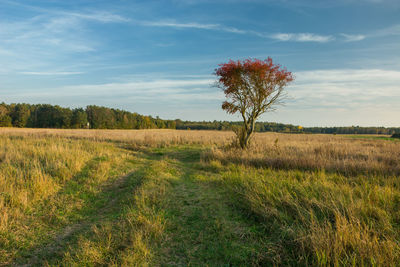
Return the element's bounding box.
[215,58,293,95]
[215,58,293,148]
[215,58,294,114]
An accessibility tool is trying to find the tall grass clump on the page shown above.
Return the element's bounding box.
[0,134,135,264]
[205,133,400,176]
[201,132,400,265]
[217,165,400,266]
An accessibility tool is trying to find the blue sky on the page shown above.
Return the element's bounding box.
[1,0,399,126]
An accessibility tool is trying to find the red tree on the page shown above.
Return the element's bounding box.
[215,58,294,148]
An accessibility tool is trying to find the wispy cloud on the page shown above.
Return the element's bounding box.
[0,7,131,74]
[20,71,84,76]
[5,78,218,103]
[1,0,130,23]
[271,33,334,42]
[341,24,400,42]
[0,15,95,70]
[143,18,400,44]
[375,24,400,36]
[276,68,400,126]
[64,11,130,23]
[141,20,246,34]
[290,69,400,106]
[1,76,223,120]
[340,33,366,42]
[4,69,400,126]
[142,21,219,29]
[142,20,338,42]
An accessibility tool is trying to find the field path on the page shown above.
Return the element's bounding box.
[138,147,265,266]
[15,170,141,266]
[11,146,264,266]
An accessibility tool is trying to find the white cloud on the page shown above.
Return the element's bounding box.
[0,9,131,74]
[62,79,215,96]
[0,16,86,50]
[142,20,340,43]
[295,69,400,84]
[64,12,130,23]
[288,69,400,108]
[9,69,400,106]
[219,26,247,34]
[3,70,399,126]
[6,78,216,99]
[259,68,400,126]
[141,20,246,34]
[340,33,366,42]
[20,71,84,76]
[338,24,400,42]
[271,33,334,42]
[142,21,219,29]
[142,19,400,44]
[375,24,400,36]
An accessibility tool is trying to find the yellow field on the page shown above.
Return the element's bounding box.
[0,127,234,145]
[0,128,399,266]
[1,127,398,175]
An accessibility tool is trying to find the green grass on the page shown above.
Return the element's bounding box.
[1,135,400,266]
[5,146,265,266]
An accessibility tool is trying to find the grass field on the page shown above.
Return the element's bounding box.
[0,128,399,266]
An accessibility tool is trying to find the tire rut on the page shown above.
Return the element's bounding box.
[14,170,137,267]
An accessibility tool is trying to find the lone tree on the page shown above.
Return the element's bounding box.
[215,58,294,149]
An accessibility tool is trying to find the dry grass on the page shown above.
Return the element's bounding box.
[0,127,234,147]
[1,128,399,266]
[199,132,400,265]
[0,133,136,264]
[215,164,400,265]
[2,128,398,176]
[204,132,400,176]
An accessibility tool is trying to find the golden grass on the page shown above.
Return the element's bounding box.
[204,132,400,176]
[2,128,398,177]
[58,160,173,266]
[1,128,399,265]
[0,127,234,146]
[0,133,136,263]
[216,164,400,265]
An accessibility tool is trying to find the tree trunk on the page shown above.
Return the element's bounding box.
[242,133,251,148]
[239,119,255,149]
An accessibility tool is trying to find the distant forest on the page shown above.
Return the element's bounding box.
[1,103,399,135]
[0,103,176,130]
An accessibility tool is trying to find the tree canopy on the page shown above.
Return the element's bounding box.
[215,58,294,148]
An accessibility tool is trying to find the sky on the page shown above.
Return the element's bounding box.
[0,0,399,127]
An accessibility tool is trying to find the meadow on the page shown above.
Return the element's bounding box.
[0,128,399,266]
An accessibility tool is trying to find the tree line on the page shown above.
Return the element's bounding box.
[175,120,304,133]
[0,103,176,129]
[176,120,400,135]
[0,102,398,134]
